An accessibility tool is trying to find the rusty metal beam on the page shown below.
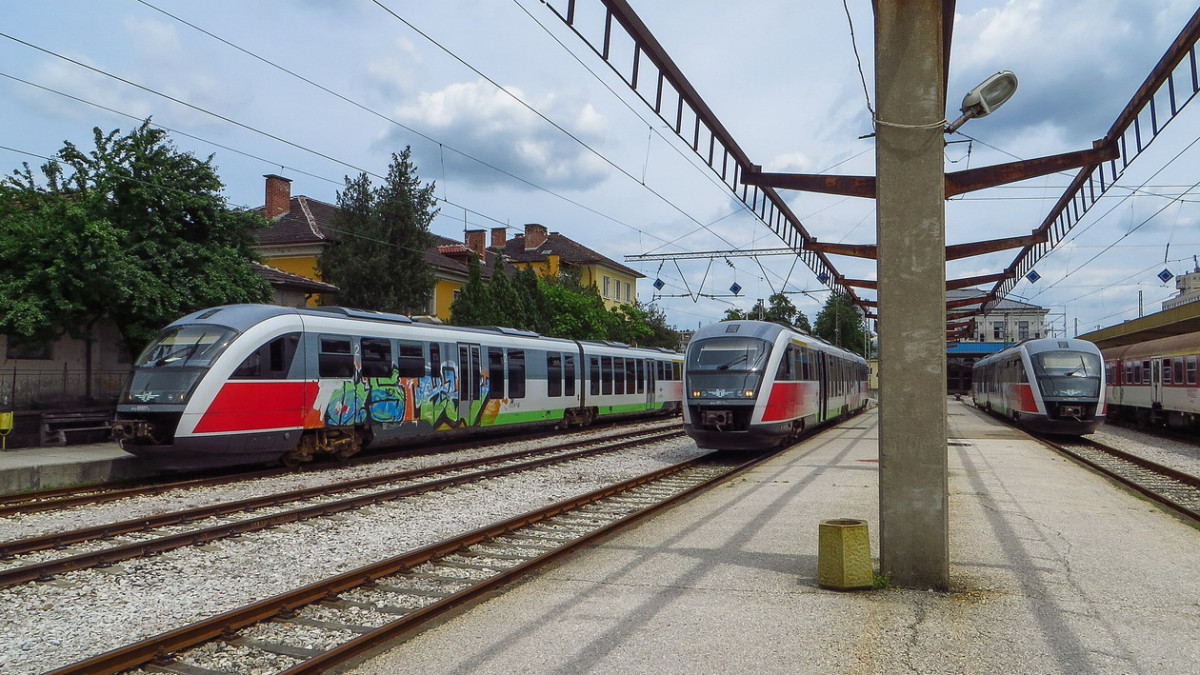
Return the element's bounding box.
[944,142,1118,197]
[946,232,1047,261]
[946,295,991,309]
[946,272,1012,290]
[842,278,878,290]
[807,240,878,259]
[743,166,877,198]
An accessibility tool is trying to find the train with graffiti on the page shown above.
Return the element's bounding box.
[111,304,683,469]
[682,320,870,450]
[972,337,1105,434]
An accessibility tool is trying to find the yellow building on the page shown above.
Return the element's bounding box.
[253,176,643,319]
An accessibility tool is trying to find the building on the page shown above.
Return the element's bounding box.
[945,289,1051,395]
[1162,262,1200,311]
[252,175,643,319]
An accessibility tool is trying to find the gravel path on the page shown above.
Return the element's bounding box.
[0,427,704,675]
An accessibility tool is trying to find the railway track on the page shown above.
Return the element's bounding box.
[44,448,765,675]
[0,425,684,588]
[1040,435,1200,521]
[0,418,679,516]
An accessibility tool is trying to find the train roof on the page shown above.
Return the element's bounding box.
[974,337,1101,367]
[162,304,681,356]
[1100,329,1200,360]
[689,320,865,363]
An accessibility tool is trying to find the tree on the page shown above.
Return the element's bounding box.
[721,293,810,332]
[320,147,437,314]
[0,121,270,368]
[814,291,868,355]
[447,253,491,327]
[486,255,524,328]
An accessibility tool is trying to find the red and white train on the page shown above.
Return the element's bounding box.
[1102,330,1200,429]
[682,320,870,450]
[972,337,1105,434]
[112,304,684,469]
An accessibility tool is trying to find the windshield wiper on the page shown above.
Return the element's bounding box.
[717,353,749,370]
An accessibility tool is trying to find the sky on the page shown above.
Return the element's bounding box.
[2,0,1198,337]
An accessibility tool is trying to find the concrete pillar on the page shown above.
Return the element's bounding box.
[874,0,949,589]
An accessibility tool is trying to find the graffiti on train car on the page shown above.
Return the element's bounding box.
[324,359,493,429]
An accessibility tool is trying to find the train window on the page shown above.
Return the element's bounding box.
[776,346,794,381]
[614,357,625,394]
[565,354,576,397]
[318,336,354,378]
[547,353,563,397]
[1164,361,1173,385]
[672,361,681,380]
[488,347,505,398]
[430,343,441,377]
[800,348,811,380]
[232,332,301,379]
[602,356,614,395]
[397,341,424,378]
[590,356,601,395]
[635,359,645,394]
[1174,358,1184,385]
[509,350,526,398]
[1189,356,1197,385]
[1141,360,1151,384]
[360,338,392,378]
[626,359,637,394]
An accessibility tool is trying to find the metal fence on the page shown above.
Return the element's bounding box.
[0,367,130,410]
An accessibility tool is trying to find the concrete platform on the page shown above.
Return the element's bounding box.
[0,442,154,495]
[346,400,1200,674]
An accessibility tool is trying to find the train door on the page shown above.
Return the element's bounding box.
[644,359,655,408]
[457,343,482,422]
[1151,357,1165,406]
[818,352,829,420]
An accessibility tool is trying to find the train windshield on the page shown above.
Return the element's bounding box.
[134,325,238,369]
[121,325,238,406]
[686,337,771,398]
[1032,350,1102,398]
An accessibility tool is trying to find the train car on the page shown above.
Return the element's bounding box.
[1102,330,1200,429]
[111,304,683,469]
[972,337,1105,435]
[682,320,869,450]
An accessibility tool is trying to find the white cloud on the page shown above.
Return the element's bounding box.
[387,79,611,190]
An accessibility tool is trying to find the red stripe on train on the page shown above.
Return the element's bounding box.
[762,381,813,422]
[193,381,319,433]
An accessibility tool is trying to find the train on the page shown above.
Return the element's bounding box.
[971,337,1105,434]
[1101,330,1200,429]
[682,320,870,450]
[111,304,684,469]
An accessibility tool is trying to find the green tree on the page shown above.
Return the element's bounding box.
[448,253,491,326]
[486,255,524,328]
[320,147,437,314]
[0,122,270,368]
[814,291,867,355]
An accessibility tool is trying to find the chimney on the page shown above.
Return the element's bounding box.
[490,227,507,250]
[263,174,292,219]
[524,223,548,250]
[465,229,486,256]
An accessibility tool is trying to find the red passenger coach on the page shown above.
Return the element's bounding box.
[683,320,869,450]
[1102,330,1200,429]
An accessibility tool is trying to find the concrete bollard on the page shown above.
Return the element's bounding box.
[817,518,873,590]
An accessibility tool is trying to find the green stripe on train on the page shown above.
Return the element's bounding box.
[489,401,667,425]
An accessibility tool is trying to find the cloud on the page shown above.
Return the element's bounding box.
[384,79,611,190]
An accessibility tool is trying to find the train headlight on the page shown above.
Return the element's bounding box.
[743,390,755,397]
[692,390,702,398]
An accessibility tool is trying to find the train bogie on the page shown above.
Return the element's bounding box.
[112,305,683,469]
[683,321,869,450]
[972,338,1105,435]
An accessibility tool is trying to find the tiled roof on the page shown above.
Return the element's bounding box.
[252,263,339,293]
[254,196,340,245]
[502,232,644,278]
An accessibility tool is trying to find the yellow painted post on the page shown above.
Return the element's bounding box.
[817,518,873,590]
[0,410,13,451]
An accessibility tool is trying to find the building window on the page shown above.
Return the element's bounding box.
[624,282,631,303]
[992,321,1004,341]
[603,276,611,298]
[1018,321,1029,341]
[5,337,51,360]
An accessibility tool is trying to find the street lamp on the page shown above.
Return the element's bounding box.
[946,70,1019,133]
